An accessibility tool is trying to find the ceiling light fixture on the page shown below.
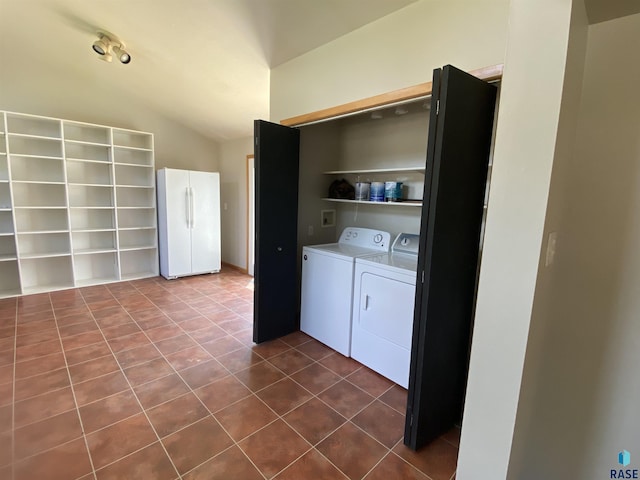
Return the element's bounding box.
[92,31,131,64]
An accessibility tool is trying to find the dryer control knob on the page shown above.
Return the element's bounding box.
[373,233,383,244]
[303,254,307,260]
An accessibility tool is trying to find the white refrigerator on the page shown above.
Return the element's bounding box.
[156,168,221,279]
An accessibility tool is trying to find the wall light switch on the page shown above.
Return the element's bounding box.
[308,225,314,236]
[545,231,557,267]
[223,202,228,211]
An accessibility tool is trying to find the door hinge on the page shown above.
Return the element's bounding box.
[410,414,414,426]
[436,99,440,115]
[421,270,425,284]
[255,137,258,146]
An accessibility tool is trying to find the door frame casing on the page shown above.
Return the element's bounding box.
[280,64,502,127]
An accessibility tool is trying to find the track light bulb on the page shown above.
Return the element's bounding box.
[112,45,131,64]
[92,38,109,56]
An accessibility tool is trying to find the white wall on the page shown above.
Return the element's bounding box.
[0,50,220,172]
[270,0,510,123]
[218,137,254,269]
[457,0,585,478]
[507,11,640,479]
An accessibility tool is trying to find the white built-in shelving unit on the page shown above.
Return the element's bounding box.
[0,111,158,298]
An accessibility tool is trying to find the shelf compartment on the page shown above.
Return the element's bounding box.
[117,208,156,229]
[116,186,155,207]
[0,261,21,298]
[114,164,154,187]
[119,248,158,280]
[65,142,111,163]
[0,236,17,259]
[19,256,74,293]
[12,182,67,207]
[322,198,422,207]
[14,208,69,233]
[7,114,61,138]
[66,159,112,185]
[17,231,71,258]
[0,183,10,209]
[113,147,153,166]
[63,123,110,145]
[68,184,114,208]
[70,208,115,231]
[10,156,65,182]
[0,156,7,181]
[112,130,152,150]
[118,228,157,250]
[0,211,15,235]
[74,251,119,286]
[72,230,116,253]
[8,136,62,157]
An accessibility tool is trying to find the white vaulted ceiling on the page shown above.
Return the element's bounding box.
[0,0,418,142]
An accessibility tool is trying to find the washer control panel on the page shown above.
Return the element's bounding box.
[339,227,391,251]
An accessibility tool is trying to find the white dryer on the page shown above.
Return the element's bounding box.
[300,227,391,356]
[351,233,420,388]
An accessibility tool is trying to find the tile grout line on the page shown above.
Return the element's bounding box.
[157,279,292,479]
[114,279,267,479]
[134,283,271,480]
[49,292,99,480]
[10,298,17,480]
[78,283,182,480]
[9,273,440,480]
[215,338,390,480]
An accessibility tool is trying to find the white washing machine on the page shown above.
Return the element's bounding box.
[300,227,391,356]
[350,233,420,388]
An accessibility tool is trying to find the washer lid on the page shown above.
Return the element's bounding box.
[304,243,388,259]
[355,252,418,273]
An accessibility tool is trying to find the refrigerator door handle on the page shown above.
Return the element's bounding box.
[189,187,195,228]
[185,187,191,228]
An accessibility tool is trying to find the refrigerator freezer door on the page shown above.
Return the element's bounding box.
[158,168,191,277]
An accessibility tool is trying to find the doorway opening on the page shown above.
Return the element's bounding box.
[246,154,255,276]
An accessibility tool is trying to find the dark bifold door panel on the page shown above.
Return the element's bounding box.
[253,120,300,343]
[404,65,497,450]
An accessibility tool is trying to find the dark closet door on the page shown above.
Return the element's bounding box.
[253,120,300,343]
[404,65,497,449]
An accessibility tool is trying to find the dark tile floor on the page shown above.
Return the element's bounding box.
[0,268,459,480]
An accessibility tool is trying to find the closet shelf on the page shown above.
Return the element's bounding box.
[322,198,422,207]
[323,166,425,175]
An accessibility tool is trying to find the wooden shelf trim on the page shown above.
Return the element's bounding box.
[281,64,503,127]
